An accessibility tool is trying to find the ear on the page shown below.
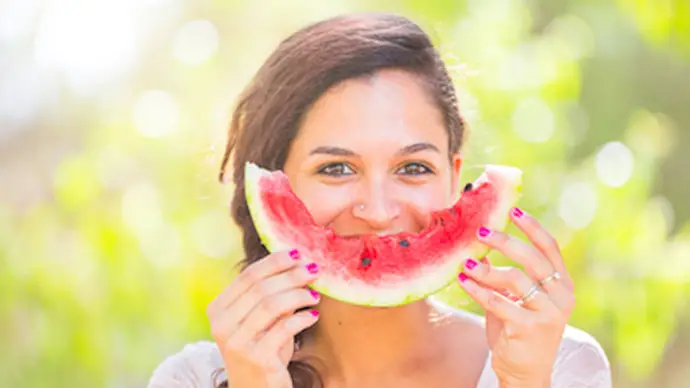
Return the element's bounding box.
[450,153,463,199]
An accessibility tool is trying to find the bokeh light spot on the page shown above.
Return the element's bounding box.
[190,209,238,259]
[558,181,598,229]
[132,90,180,138]
[512,97,555,143]
[596,141,635,188]
[172,19,219,65]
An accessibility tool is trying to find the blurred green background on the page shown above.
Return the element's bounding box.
[1,0,689,387]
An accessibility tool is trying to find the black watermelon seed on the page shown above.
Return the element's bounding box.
[399,239,410,247]
[439,218,445,227]
[463,182,473,192]
[361,257,372,267]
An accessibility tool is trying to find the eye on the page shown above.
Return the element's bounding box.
[317,162,355,177]
[397,162,432,176]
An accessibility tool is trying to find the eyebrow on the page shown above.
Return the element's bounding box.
[308,142,440,157]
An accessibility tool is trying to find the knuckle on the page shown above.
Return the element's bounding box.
[487,291,504,308]
[566,277,576,292]
[209,324,225,341]
[241,266,261,286]
[563,293,576,312]
[205,300,217,318]
[251,279,270,298]
[272,318,293,339]
[569,292,577,307]
[245,280,270,304]
[258,296,280,316]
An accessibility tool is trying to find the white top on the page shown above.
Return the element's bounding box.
[147,324,612,387]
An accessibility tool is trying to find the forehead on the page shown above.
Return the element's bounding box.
[293,69,447,154]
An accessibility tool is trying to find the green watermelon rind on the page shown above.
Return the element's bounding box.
[244,162,523,307]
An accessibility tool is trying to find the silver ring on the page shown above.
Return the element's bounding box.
[518,283,540,305]
[539,271,562,287]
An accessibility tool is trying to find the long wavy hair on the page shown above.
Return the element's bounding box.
[215,12,467,387]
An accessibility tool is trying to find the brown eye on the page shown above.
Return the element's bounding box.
[318,163,354,176]
[397,163,432,176]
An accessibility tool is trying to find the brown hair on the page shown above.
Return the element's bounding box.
[216,12,467,388]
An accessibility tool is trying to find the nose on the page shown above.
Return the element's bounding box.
[352,176,401,230]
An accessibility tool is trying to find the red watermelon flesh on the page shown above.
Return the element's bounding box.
[245,162,522,307]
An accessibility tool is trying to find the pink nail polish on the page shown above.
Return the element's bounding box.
[512,207,524,218]
[306,263,319,274]
[289,249,300,260]
[478,226,492,238]
[310,310,320,317]
[458,273,468,283]
[465,259,477,270]
[309,289,320,299]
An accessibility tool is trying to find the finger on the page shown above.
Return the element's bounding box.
[477,257,519,302]
[476,226,555,284]
[461,258,554,312]
[225,261,319,330]
[458,272,530,322]
[207,249,303,317]
[234,288,320,341]
[255,309,319,357]
[509,207,574,291]
[475,257,516,301]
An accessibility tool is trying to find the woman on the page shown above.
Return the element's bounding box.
[148,13,611,388]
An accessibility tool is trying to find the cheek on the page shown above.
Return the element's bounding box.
[400,184,449,224]
[404,187,449,211]
[292,183,354,226]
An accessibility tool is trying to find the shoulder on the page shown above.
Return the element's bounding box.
[147,340,226,388]
[551,325,612,387]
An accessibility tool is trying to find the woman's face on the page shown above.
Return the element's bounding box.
[283,69,462,237]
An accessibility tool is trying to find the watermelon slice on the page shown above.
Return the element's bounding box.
[244,162,523,307]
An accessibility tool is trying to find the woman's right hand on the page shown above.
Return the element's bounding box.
[206,249,321,388]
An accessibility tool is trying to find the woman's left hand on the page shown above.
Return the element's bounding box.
[458,207,576,388]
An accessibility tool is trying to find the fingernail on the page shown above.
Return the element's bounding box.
[465,259,477,270]
[289,249,300,260]
[478,226,492,238]
[306,262,319,274]
[458,273,468,283]
[512,207,524,218]
[309,289,320,299]
[480,257,489,264]
[310,310,320,317]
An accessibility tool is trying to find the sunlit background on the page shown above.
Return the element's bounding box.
[1,0,689,387]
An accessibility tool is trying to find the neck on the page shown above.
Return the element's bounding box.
[301,297,456,384]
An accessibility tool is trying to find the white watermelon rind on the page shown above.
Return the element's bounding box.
[244,162,523,307]
[244,163,295,255]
